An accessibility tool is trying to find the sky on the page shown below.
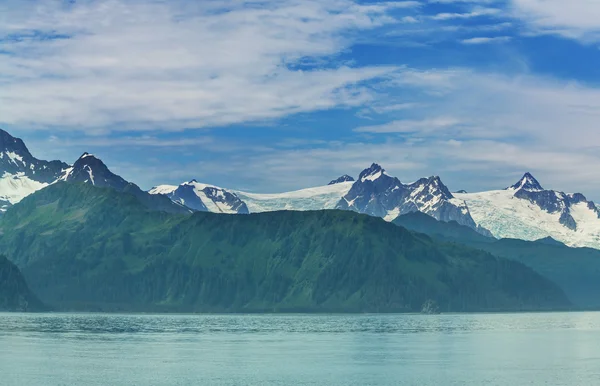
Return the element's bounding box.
[1,0,600,196]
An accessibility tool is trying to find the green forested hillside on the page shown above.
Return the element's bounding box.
[0,183,570,313]
[0,255,45,312]
[394,212,600,308]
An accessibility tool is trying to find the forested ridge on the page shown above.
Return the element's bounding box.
[395,212,600,308]
[0,255,44,311]
[0,182,570,313]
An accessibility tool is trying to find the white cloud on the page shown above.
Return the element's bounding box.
[509,0,600,42]
[400,16,419,23]
[461,36,512,44]
[432,7,501,20]
[0,0,407,131]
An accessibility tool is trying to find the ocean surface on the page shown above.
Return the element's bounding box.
[1,312,599,386]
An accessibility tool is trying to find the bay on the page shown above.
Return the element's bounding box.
[1,312,599,386]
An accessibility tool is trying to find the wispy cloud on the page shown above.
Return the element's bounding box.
[0,0,410,132]
[461,36,512,44]
[431,7,501,20]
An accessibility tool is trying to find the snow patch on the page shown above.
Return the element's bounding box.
[0,172,48,209]
[148,185,178,195]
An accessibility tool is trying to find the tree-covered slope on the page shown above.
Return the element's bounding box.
[394,212,600,308]
[0,255,44,312]
[0,183,569,313]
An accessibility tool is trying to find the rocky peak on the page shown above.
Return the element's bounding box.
[0,129,33,159]
[358,163,386,182]
[509,172,543,192]
[0,128,68,183]
[61,152,130,190]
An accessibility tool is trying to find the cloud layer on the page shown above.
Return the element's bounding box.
[0,0,409,130]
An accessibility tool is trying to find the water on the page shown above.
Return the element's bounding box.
[1,313,599,386]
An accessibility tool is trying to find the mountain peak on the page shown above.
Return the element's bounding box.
[328,175,355,185]
[62,152,130,190]
[359,163,385,182]
[509,172,543,191]
[0,128,33,158]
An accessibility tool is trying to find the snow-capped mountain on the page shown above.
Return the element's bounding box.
[59,153,131,190]
[149,180,249,214]
[0,129,69,211]
[335,163,490,235]
[456,173,600,249]
[328,175,355,185]
[59,153,190,214]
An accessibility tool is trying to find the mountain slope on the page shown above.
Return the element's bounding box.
[0,182,569,313]
[393,212,600,308]
[456,173,600,249]
[0,255,45,312]
[149,180,249,214]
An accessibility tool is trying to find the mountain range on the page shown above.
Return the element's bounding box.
[0,128,599,312]
[2,128,600,249]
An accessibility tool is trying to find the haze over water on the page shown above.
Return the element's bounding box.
[1,312,599,386]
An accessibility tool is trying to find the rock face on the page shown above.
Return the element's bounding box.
[0,129,70,212]
[336,163,489,235]
[328,175,355,185]
[0,129,68,183]
[150,180,249,214]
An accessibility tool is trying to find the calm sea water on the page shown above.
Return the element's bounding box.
[1,312,599,386]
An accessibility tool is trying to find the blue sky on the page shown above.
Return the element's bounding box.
[1,0,600,197]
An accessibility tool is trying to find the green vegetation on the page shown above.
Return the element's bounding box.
[0,255,44,312]
[394,212,600,308]
[0,183,570,313]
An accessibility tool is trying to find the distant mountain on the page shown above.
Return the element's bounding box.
[0,130,189,215]
[0,255,44,312]
[393,212,600,308]
[59,152,131,190]
[151,164,492,236]
[0,129,69,212]
[149,180,249,214]
[336,163,491,236]
[3,128,600,250]
[0,182,569,313]
[456,173,600,249]
[328,175,355,185]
